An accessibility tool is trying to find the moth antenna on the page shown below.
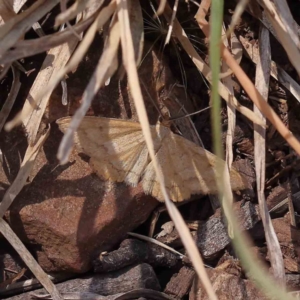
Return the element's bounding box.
[169,105,211,121]
[140,78,166,121]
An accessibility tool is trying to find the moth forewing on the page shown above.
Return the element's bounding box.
[57,116,246,202]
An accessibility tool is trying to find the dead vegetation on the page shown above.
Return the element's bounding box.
[1,0,300,299]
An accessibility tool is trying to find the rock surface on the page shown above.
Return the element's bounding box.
[157,201,261,260]
[164,266,195,299]
[270,216,300,273]
[190,269,267,300]
[2,125,158,273]
[4,263,160,300]
[0,251,29,284]
[93,238,179,273]
[1,38,197,273]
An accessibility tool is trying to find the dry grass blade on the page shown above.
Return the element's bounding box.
[0,1,28,26]
[0,218,63,300]
[116,0,217,299]
[156,0,167,15]
[271,62,300,103]
[0,63,11,80]
[0,127,50,217]
[218,32,243,82]
[287,177,296,227]
[0,66,21,131]
[0,267,26,287]
[9,0,28,12]
[5,1,116,133]
[272,0,300,48]
[225,0,248,38]
[0,0,59,58]
[221,26,236,171]
[219,25,236,221]
[19,34,79,144]
[55,0,94,26]
[128,0,144,66]
[0,273,73,296]
[18,7,95,137]
[196,0,211,21]
[57,16,120,164]
[128,232,185,258]
[260,0,300,77]
[230,32,242,66]
[164,0,178,46]
[0,0,17,24]
[254,25,285,283]
[36,1,115,116]
[57,0,82,41]
[162,4,265,128]
[196,15,300,156]
[31,291,104,299]
[239,35,300,103]
[0,16,94,65]
[31,289,175,300]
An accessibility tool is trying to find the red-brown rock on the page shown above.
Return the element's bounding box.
[3,125,158,273]
[190,269,267,300]
[1,39,197,274]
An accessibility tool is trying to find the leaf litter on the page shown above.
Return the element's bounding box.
[1,1,300,300]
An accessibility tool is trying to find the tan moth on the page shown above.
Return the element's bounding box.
[57,117,245,202]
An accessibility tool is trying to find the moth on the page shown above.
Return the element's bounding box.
[57,117,245,202]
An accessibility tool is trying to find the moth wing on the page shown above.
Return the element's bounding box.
[57,117,151,186]
[142,131,245,202]
[185,137,246,192]
[57,117,245,202]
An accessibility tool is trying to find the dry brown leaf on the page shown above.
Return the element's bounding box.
[57,116,245,202]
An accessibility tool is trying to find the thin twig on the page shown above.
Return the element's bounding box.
[128,232,185,258]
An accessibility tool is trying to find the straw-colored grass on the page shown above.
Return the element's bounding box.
[1,1,300,299]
